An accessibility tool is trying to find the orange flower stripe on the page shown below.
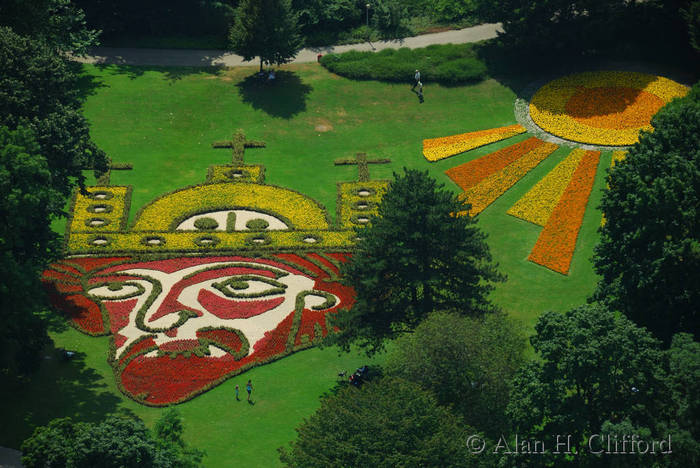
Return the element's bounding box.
[445,137,544,191]
[507,148,588,226]
[528,150,601,274]
[459,140,559,216]
[601,151,627,226]
[422,124,526,162]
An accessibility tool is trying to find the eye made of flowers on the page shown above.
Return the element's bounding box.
[212,275,287,299]
[87,281,146,301]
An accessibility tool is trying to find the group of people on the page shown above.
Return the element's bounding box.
[347,365,369,387]
[235,380,253,403]
[411,69,424,102]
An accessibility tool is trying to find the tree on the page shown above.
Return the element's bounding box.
[229,0,304,72]
[507,304,674,466]
[327,168,504,355]
[593,84,700,343]
[385,311,527,438]
[0,126,57,374]
[279,377,488,467]
[0,0,99,55]
[21,412,204,468]
[372,0,410,39]
[0,27,107,374]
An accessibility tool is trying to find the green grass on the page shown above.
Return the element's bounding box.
[4,62,606,465]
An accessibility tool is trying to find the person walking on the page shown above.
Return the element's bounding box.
[235,384,240,401]
[246,380,253,402]
[411,69,421,90]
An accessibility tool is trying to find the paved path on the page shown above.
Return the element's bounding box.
[72,23,502,67]
[0,447,22,468]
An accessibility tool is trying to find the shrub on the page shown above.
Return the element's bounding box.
[320,43,488,84]
[193,217,219,230]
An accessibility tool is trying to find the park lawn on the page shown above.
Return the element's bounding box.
[3,62,604,466]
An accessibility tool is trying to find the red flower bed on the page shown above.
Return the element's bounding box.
[528,151,601,274]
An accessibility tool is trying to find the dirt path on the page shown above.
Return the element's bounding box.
[72,23,502,67]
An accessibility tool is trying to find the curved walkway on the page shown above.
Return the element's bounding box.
[72,23,502,67]
[0,446,22,468]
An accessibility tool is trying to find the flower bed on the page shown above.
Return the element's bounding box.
[457,140,559,215]
[42,254,356,406]
[507,148,588,226]
[445,137,544,191]
[528,150,601,274]
[423,124,526,162]
[529,71,688,146]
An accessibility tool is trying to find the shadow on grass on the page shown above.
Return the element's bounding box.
[93,64,225,82]
[236,71,312,119]
[0,342,134,449]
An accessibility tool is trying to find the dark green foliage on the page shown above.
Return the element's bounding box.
[21,412,204,468]
[385,311,527,438]
[593,84,700,343]
[279,377,486,467]
[320,43,487,84]
[229,0,304,71]
[0,126,57,374]
[371,0,410,39]
[327,169,504,355]
[507,305,674,466]
[194,217,219,230]
[246,218,270,230]
[0,0,99,54]
[0,27,108,199]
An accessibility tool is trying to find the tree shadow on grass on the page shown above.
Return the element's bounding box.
[0,342,135,449]
[236,71,312,119]
[93,64,225,82]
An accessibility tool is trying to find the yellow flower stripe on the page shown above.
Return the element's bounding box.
[132,183,329,231]
[460,142,559,216]
[507,149,588,226]
[422,125,526,162]
[600,151,627,226]
[71,186,130,233]
[529,71,688,146]
[67,230,355,253]
[337,181,389,228]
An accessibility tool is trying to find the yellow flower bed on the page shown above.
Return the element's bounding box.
[422,125,526,162]
[132,183,329,231]
[337,181,388,228]
[67,231,355,253]
[71,186,130,232]
[529,71,688,146]
[507,149,588,226]
[601,151,627,226]
[460,142,558,215]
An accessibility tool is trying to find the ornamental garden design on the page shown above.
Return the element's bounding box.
[425,71,688,275]
[42,131,388,406]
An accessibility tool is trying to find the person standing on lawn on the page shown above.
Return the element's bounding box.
[246,380,253,402]
[411,70,421,91]
[235,384,240,401]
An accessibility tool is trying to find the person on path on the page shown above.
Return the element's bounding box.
[235,384,240,401]
[411,70,421,90]
[246,380,253,402]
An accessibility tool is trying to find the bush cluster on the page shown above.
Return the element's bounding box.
[320,43,488,84]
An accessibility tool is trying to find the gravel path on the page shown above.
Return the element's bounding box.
[0,446,22,468]
[72,23,502,67]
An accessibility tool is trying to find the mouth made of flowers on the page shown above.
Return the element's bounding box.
[565,87,665,130]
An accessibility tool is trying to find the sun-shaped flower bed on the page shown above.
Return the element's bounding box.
[529,71,688,146]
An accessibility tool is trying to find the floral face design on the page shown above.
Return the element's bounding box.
[43,254,354,405]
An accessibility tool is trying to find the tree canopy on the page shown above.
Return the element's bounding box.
[593,84,700,343]
[21,411,204,468]
[327,168,504,355]
[279,377,487,468]
[507,304,683,466]
[385,311,527,438]
[229,0,304,71]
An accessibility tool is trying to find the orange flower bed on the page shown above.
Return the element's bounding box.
[445,137,544,191]
[528,150,601,274]
[422,125,526,162]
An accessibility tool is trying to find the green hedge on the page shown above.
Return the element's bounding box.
[320,43,488,84]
